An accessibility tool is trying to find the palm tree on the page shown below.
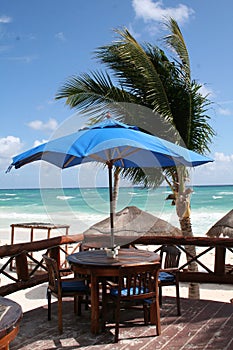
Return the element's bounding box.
[56,18,215,298]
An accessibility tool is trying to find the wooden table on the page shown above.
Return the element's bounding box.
[10,222,70,244]
[0,297,22,350]
[67,248,160,334]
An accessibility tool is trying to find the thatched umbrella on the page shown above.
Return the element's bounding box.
[206,209,233,238]
[83,206,181,248]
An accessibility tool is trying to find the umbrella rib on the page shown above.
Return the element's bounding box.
[114,147,140,166]
[91,147,141,166]
[114,147,128,167]
[64,156,76,168]
[104,149,112,162]
[120,147,140,158]
[60,148,182,169]
[89,154,106,163]
[108,147,141,166]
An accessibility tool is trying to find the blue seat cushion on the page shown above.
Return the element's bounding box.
[61,280,88,293]
[159,271,175,282]
[110,286,148,296]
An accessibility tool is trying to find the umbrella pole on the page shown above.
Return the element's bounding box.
[108,162,114,249]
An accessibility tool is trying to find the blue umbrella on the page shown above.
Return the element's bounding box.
[8,118,213,248]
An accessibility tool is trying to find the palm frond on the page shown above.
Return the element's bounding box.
[56,70,140,114]
[95,28,174,123]
[163,18,191,84]
[121,167,164,188]
[189,81,215,153]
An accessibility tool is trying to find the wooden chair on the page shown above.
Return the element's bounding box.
[102,263,161,343]
[0,326,19,350]
[42,254,90,334]
[159,245,181,315]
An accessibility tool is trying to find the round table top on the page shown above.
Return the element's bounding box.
[0,297,22,339]
[67,248,160,268]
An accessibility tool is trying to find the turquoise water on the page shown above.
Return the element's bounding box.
[0,185,233,241]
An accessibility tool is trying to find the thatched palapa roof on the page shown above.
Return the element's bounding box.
[83,206,181,237]
[206,209,233,238]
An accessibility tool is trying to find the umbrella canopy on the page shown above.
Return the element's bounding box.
[83,205,181,247]
[8,118,213,248]
[9,118,212,170]
[206,209,233,238]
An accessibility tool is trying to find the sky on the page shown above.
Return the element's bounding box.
[1,0,233,189]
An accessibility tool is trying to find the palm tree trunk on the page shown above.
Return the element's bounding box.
[176,190,200,299]
[112,167,120,216]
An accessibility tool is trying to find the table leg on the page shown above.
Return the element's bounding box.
[90,273,100,334]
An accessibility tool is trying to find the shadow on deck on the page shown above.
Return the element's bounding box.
[11,296,233,350]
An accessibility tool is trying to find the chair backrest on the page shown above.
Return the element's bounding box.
[117,263,160,301]
[43,254,61,294]
[160,245,181,269]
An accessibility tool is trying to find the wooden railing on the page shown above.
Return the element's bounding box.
[135,235,233,284]
[0,234,233,296]
[0,234,84,296]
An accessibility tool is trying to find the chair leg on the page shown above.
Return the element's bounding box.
[101,281,107,331]
[85,294,89,310]
[74,295,77,314]
[58,297,63,334]
[143,304,149,325]
[47,289,51,321]
[149,300,161,336]
[176,283,181,316]
[155,297,161,335]
[114,300,121,343]
[159,285,162,306]
[77,296,82,316]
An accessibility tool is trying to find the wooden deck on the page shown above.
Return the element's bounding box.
[11,296,233,350]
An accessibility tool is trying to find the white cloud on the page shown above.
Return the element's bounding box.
[36,99,55,111]
[6,55,37,63]
[36,105,44,111]
[27,118,58,131]
[217,99,233,105]
[191,152,233,185]
[199,84,214,98]
[218,107,232,116]
[0,15,12,24]
[0,136,23,170]
[132,0,194,25]
[214,152,233,162]
[55,32,66,41]
[127,23,141,39]
[0,45,12,53]
[33,139,48,147]
[0,136,22,158]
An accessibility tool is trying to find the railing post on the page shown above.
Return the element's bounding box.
[214,246,226,274]
[15,252,29,281]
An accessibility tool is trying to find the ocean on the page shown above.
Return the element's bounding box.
[0,185,233,243]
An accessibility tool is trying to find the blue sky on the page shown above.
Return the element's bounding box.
[1,0,233,188]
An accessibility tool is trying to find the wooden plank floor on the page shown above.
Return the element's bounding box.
[11,296,233,350]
